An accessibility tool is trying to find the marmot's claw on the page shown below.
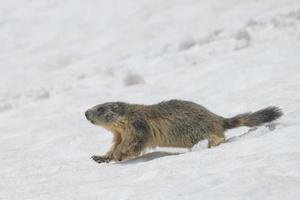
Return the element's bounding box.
[91,155,110,163]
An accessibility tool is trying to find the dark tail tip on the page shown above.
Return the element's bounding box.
[253,106,283,123]
[223,106,283,130]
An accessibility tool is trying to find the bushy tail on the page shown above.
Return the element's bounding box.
[223,106,283,130]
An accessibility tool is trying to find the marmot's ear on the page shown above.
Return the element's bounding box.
[104,112,116,122]
[113,102,126,115]
[112,104,119,110]
[111,104,119,113]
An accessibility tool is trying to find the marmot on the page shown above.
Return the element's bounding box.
[85,99,282,163]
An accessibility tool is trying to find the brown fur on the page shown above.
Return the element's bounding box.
[85,100,282,163]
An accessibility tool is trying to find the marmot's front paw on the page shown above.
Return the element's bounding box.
[91,155,110,163]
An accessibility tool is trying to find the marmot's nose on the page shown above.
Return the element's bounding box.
[85,110,92,120]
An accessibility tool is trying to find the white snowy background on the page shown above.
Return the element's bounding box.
[1,0,300,199]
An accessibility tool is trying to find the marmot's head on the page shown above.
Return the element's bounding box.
[85,102,127,127]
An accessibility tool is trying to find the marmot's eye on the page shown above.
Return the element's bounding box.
[97,107,105,113]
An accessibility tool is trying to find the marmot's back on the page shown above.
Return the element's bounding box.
[140,100,282,148]
[144,100,224,148]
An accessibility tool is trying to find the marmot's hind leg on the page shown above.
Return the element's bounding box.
[208,131,225,148]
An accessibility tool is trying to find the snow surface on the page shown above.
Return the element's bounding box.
[1,0,300,199]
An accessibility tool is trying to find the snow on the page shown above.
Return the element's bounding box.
[1,0,300,199]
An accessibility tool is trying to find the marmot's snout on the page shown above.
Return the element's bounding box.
[85,110,95,124]
[85,110,90,119]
